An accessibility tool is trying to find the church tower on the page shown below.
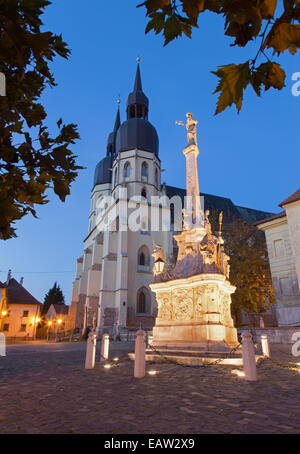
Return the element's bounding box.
[68,62,172,337]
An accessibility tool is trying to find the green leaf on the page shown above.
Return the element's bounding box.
[163,15,185,45]
[212,62,251,114]
[145,11,166,35]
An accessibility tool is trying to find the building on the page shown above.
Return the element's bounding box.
[255,188,300,326]
[0,276,42,338]
[68,63,273,337]
[45,303,69,333]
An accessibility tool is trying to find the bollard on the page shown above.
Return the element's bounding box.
[100,333,110,362]
[261,334,270,358]
[85,331,97,369]
[134,330,146,378]
[242,331,257,381]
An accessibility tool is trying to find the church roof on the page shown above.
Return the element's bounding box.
[165,185,274,224]
[279,187,300,207]
[0,278,42,306]
[93,154,113,187]
[116,118,159,156]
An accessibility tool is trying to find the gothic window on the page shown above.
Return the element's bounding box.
[139,252,145,266]
[138,245,150,266]
[123,162,131,178]
[136,287,150,314]
[114,167,118,186]
[141,162,148,180]
[141,187,147,199]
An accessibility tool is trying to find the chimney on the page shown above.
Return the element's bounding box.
[20,277,24,285]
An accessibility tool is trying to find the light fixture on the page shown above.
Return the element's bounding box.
[113,357,119,361]
[231,369,245,377]
[148,370,158,375]
[35,317,41,323]
[48,321,52,326]
[1,310,7,317]
[154,257,164,274]
[57,319,62,325]
[104,364,112,369]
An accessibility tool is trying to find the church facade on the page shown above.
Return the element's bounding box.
[67,63,273,337]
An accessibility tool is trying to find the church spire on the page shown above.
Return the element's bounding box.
[134,62,143,92]
[113,104,120,133]
[107,104,121,156]
[127,61,149,120]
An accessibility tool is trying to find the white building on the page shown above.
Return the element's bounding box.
[68,63,273,337]
[256,188,300,326]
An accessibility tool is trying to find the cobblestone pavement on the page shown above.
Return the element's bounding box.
[0,340,300,434]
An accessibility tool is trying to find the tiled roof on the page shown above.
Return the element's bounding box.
[279,187,300,207]
[253,211,286,226]
[0,278,41,306]
[52,304,69,315]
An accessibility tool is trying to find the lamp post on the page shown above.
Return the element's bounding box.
[32,316,40,340]
[57,318,62,340]
[47,321,52,341]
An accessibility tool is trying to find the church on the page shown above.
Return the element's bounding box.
[67,63,272,338]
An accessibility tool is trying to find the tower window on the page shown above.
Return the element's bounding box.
[129,106,135,118]
[114,167,118,185]
[137,105,143,118]
[141,162,148,180]
[123,162,131,179]
[155,168,158,187]
[141,187,147,199]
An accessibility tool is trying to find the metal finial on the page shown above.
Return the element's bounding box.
[137,56,140,63]
[117,94,120,105]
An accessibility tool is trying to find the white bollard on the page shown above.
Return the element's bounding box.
[261,334,270,358]
[134,330,146,378]
[100,333,110,362]
[85,331,97,369]
[242,331,257,381]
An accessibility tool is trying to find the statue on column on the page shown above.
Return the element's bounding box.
[186,112,198,146]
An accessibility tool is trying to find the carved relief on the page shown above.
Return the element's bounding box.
[194,287,205,318]
[157,293,172,320]
[172,289,193,320]
[218,291,233,326]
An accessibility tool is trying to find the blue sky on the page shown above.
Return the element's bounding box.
[1,0,299,304]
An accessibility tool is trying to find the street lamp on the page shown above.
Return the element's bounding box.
[154,257,164,274]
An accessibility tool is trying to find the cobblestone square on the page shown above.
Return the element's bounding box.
[0,341,300,434]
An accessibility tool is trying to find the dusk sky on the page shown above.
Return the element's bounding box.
[1,0,299,304]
